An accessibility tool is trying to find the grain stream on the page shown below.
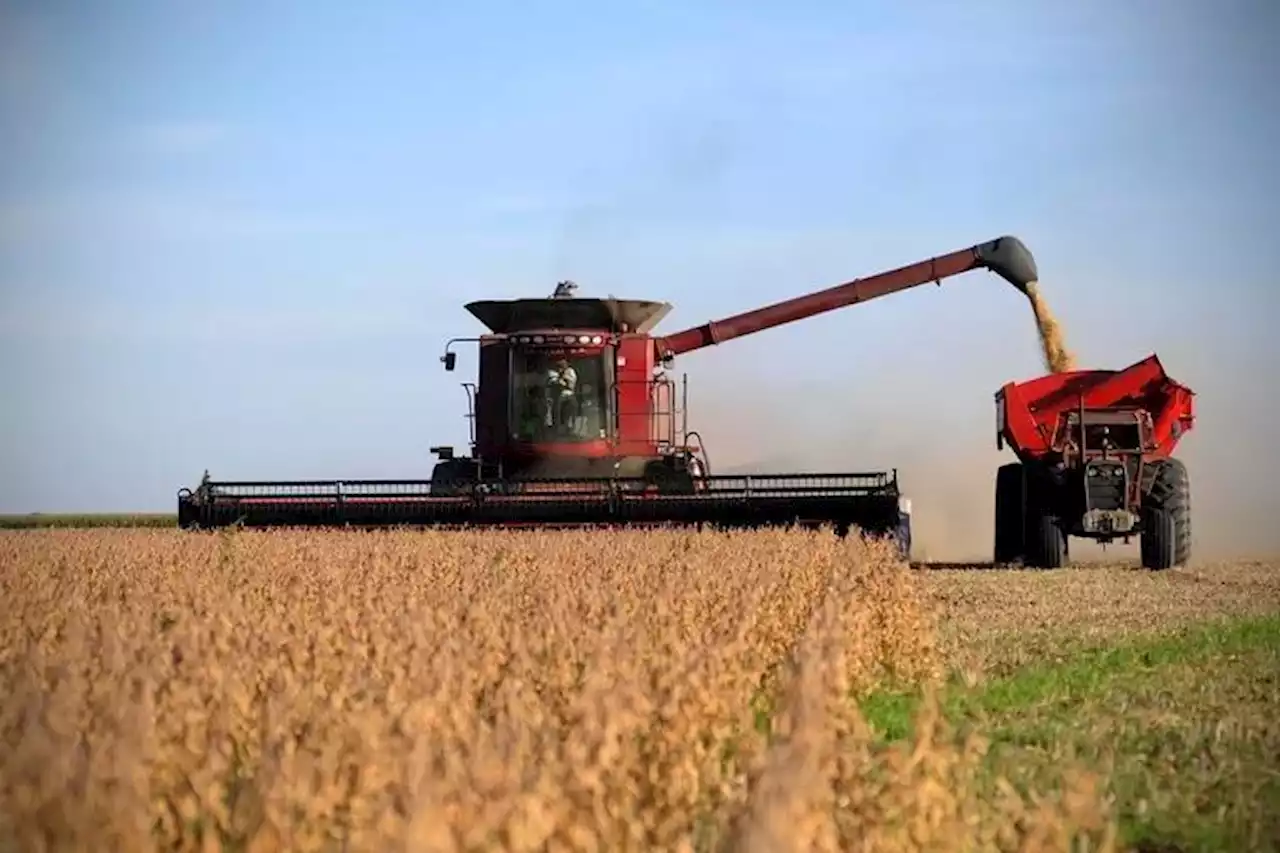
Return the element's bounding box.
[1,529,1114,852]
[1024,280,1075,374]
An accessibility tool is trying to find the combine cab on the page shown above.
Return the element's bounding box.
[179,235,1044,557]
[993,354,1196,570]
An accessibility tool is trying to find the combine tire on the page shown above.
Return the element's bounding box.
[643,460,696,494]
[429,459,480,497]
[1022,474,1067,569]
[1140,458,1191,570]
[993,463,1025,564]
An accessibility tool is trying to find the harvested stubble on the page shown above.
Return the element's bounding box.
[1023,281,1075,374]
[1,529,1113,852]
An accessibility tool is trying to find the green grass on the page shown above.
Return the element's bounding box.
[860,615,1280,852]
[0,513,178,529]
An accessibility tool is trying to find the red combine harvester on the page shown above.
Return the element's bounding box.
[178,235,1041,554]
[993,354,1196,570]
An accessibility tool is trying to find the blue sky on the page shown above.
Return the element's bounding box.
[2,1,1277,557]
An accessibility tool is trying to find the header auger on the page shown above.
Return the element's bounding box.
[179,236,1041,555]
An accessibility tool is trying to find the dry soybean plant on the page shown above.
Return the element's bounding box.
[0,528,1114,852]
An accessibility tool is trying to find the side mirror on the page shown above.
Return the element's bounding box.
[442,352,456,371]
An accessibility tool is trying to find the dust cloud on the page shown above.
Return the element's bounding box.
[693,393,1004,563]
[685,274,1084,563]
[1024,280,1076,374]
[685,275,1278,564]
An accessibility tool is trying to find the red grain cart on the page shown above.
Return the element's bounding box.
[993,354,1196,570]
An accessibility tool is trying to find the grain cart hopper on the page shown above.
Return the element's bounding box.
[179,235,1041,551]
[993,354,1196,570]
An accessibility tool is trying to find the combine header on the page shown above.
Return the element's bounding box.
[179,235,1042,552]
[993,354,1196,570]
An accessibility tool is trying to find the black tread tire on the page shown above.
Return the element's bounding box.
[643,460,695,495]
[429,459,478,497]
[994,462,1025,564]
[1025,510,1067,569]
[1022,472,1067,569]
[1141,458,1191,570]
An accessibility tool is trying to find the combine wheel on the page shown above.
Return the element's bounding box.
[1022,474,1067,569]
[643,460,696,495]
[429,459,475,497]
[1140,458,1192,570]
[993,462,1025,564]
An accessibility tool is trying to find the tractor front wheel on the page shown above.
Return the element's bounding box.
[1024,510,1067,569]
[1140,458,1192,570]
[1022,474,1067,569]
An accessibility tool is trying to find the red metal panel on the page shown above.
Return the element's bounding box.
[996,353,1196,463]
[1151,385,1196,456]
[506,438,614,459]
[615,335,657,456]
[998,381,1051,459]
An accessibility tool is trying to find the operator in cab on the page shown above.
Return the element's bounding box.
[547,357,577,396]
[546,356,578,432]
[574,382,602,438]
[517,385,546,440]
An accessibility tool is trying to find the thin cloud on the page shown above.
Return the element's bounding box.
[126,120,231,155]
[470,194,571,215]
[0,191,368,244]
[0,294,427,346]
[0,6,53,106]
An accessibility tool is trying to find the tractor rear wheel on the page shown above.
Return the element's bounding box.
[1022,474,1067,569]
[993,462,1025,564]
[1140,458,1191,570]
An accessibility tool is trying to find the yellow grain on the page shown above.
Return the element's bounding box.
[1024,280,1076,374]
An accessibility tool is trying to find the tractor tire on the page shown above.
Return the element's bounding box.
[1024,511,1067,569]
[1140,458,1191,570]
[993,462,1025,564]
[1022,474,1067,569]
